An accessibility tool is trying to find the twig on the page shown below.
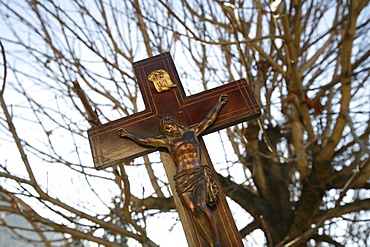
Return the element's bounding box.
[0,41,39,185]
[343,110,369,154]
[72,80,102,127]
[0,40,7,96]
[279,158,370,247]
[236,123,317,164]
[260,215,273,247]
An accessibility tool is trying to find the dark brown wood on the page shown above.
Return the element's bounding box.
[89,53,260,169]
[88,52,261,246]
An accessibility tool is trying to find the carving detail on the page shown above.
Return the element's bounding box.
[148,69,177,92]
[117,95,228,247]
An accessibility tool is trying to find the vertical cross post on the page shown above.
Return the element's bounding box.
[88,53,261,246]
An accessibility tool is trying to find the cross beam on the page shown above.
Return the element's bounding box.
[88,53,261,246]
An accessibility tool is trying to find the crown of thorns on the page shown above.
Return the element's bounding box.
[159,116,188,135]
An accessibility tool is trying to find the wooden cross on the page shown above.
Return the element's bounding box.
[88,53,261,246]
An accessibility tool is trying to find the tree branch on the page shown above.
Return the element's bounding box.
[279,158,370,247]
[0,40,7,96]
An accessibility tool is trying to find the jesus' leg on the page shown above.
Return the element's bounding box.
[180,185,221,247]
[194,183,221,247]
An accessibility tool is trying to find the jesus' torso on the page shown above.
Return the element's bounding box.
[167,131,202,172]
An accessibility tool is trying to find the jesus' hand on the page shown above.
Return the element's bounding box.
[219,94,228,104]
[117,128,130,138]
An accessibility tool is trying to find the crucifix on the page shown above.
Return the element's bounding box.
[88,53,261,246]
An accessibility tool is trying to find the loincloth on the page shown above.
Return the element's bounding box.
[173,165,219,207]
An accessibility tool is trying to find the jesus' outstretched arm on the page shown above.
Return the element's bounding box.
[117,128,167,148]
[194,94,228,136]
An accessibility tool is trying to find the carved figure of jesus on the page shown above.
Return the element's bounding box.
[117,95,228,247]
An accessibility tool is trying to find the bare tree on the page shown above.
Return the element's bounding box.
[0,0,369,246]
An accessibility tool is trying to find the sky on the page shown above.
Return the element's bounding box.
[0,4,263,245]
[2,1,368,246]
